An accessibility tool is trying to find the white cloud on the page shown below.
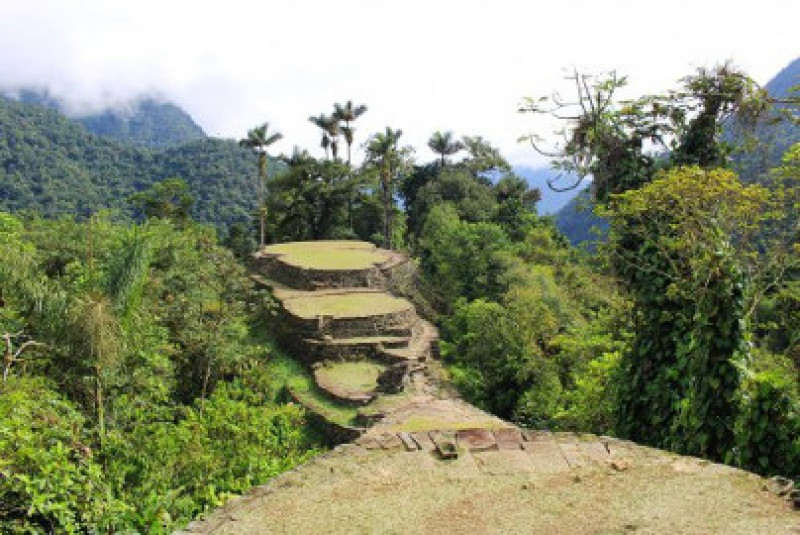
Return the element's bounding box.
[0,0,796,166]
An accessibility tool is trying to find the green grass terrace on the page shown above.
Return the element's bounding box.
[282,291,413,319]
[263,240,391,270]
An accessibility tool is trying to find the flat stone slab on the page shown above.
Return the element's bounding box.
[376,433,404,451]
[409,431,436,451]
[456,428,498,452]
[397,432,418,451]
[559,441,588,468]
[522,429,554,442]
[473,450,535,475]
[494,428,524,450]
[579,441,611,462]
[522,439,571,473]
[429,431,459,459]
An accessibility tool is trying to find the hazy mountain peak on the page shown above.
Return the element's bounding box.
[1,86,206,148]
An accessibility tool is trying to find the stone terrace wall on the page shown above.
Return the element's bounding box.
[283,308,418,340]
[253,251,410,291]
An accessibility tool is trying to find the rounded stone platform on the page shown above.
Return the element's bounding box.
[312,361,386,406]
[254,240,408,291]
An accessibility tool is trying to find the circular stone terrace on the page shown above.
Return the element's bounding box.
[262,240,392,270]
[281,291,413,319]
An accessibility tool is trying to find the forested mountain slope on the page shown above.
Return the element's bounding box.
[7,87,207,148]
[555,57,799,246]
[0,95,268,230]
[732,57,800,182]
[554,188,608,246]
[76,97,206,148]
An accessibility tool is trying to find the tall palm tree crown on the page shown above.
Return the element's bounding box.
[308,114,341,160]
[366,127,405,249]
[333,100,368,165]
[427,130,464,166]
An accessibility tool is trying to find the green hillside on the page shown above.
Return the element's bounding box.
[0,94,150,217]
[76,97,207,148]
[556,57,799,246]
[732,57,800,182]
[554,188,608,247]
[0,95,271,230]
[10,88,206,148]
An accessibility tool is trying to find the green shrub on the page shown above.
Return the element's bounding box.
[736,368,800,476]
[103,379,320,532]
[0,378,126,534]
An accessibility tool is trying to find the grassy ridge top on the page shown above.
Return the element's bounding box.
[264,240,390,270]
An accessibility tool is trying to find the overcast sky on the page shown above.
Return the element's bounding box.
[0,0,797,167]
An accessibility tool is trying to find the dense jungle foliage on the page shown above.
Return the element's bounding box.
[0,62,797,532]
[0,214,322,532]
[0,95,270,230]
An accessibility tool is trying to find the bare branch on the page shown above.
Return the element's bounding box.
[15,341,45,358]
[525,137,565,158]
[547,173,586,192]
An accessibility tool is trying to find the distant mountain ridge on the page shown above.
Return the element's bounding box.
[76,97,206,148]
[512,165,582,215]
[765,57,800,98]
[0,93,264,230]
[731,57,799,182]
[2,87,206,148]
[555,57,799,246]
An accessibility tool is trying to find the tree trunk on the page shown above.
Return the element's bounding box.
[96,370,105,449]
[382,170,392,249]
[258,153,266,247]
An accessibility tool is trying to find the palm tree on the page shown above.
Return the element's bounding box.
[333,100,368,165]
[308,114,341,160]
[239,123,283,248]
[70,223,152,449]
[427,130,464,166]
[366,127,405,248]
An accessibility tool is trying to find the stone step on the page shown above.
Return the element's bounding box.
[378,347,420,362]
[300,335,412,363]
[305,335,411,348]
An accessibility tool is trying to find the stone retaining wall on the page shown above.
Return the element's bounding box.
[299,337,410,363]
[285,308,417,340]
[253,251,410,291]
[287,387,365,446]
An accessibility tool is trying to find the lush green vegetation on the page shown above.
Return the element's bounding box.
[517,64,798,474]
[0,61,797,532]
[0,95,269,232]
[0,214,322,532]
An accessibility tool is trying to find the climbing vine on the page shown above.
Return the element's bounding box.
[609,167,771,460]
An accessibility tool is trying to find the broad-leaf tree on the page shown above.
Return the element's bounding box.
[522,64,777,464]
